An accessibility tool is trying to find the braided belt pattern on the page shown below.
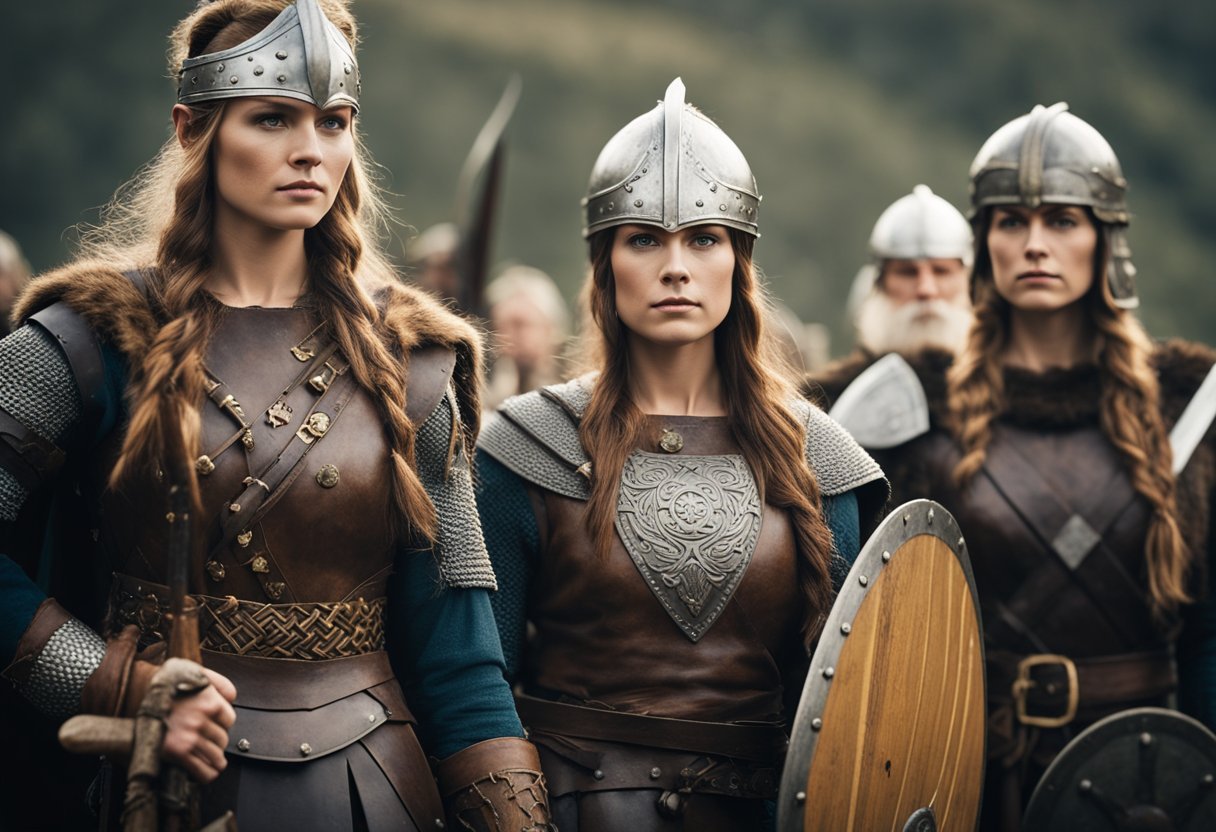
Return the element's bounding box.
[109,581,385,660]
[200,596,385,659]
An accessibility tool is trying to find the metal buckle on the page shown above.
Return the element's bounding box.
[1012,653,1079,728]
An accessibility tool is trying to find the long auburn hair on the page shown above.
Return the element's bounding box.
[81,0,437,542]
[578,227,836,644]
[948,208,1190,617]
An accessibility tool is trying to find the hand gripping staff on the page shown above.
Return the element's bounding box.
[58,473,237,832]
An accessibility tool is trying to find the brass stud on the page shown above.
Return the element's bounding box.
[237,738,251,752]
[229,503,241,513]
[266,581,285,599]
[316,464,340,488]
[166,512,175,523]
[649,767,661,780]
[299,743,312,757]
[658,429,684,454]
[196,455,215,475]
[251,555,269,574]
[206,560,226,581]
[237,531,253,548]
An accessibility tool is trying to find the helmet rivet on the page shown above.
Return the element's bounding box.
[254,67,264,76]
[191,76,198,85]
[719,204,727,211]
[276,50,288,60]
[247,56,254,62]
[709,183,718,192]
[344,65,352,75]
[230,76,239,84]
[642,167,648,174]
[217,63,225,72]
[634,200,643,208]
[277,74,287,83]
[695,199,704,207]
[735,193,742,200]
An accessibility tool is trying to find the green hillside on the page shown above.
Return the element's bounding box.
[4,0,1212,350]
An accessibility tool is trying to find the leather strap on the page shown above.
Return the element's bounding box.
[28,301,108,445]
[987,648,1176,714]
[515,694,786,763]
[980,428,1155,648]
[0,408,65,491]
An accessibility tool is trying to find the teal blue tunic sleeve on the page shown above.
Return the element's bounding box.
[474,450,536,683]
[386,550,524,759]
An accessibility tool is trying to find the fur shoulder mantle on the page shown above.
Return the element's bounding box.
[12,262,483,426]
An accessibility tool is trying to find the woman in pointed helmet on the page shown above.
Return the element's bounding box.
[0,1,553,829]
[894,103,1216,830]
[475,78,888,830]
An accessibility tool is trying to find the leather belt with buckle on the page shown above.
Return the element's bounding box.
[1011,653,1079,728]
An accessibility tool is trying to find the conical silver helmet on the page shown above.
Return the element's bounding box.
[969,103,1137,308]
[177,0,360,113]
[869,185,973,265]
[582,78,760,238]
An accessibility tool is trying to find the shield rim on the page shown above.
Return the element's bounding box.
[1022,706,1216,829]
[776,498,987,831]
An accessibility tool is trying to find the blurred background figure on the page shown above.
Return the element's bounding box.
[849,184,974,358]
[406,221,462,301]
[808,185,973,413]
[484,265,570,410]
[0,230,32,337]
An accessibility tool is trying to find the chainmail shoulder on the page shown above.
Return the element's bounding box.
[792,398,886,496]
[0,325,83,521]
[477,381,591,502]
[415,384,498,590]
[19,617,105,720]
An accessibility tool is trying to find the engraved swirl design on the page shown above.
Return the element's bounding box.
[616,452,762,640]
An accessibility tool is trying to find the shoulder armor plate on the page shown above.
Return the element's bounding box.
[828,353,931,450]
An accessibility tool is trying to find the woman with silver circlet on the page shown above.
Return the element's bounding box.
[476,78,889,831]
[0,1,554,829]
[888,103,1216,831]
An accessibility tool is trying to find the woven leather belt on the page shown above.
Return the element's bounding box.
[107,573,385,660]
[515,694,787,763]
[988,648,1176,728]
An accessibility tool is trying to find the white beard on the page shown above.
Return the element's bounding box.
[855,291,974,356]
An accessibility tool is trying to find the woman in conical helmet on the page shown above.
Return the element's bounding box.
[906,103,1216,830]
[476,78,888,830]
[0,1,553,829]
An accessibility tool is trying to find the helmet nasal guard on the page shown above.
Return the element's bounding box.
[581,78,760,239]
[969,103,1137,308]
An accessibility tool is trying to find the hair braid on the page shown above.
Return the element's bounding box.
[579,229,835,644]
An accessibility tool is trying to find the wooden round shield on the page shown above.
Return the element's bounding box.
[777,500,986,832]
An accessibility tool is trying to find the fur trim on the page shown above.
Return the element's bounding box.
[372,281,484,451]
[13,263,485,445]
[12,260,159,360]
[1154,338,1216,424]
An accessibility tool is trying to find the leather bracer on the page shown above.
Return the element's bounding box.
[434,737,555,832]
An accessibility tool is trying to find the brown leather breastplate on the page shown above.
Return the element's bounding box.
[931,422,1166,655]
[524,416,805,723]
[93,306,438,604]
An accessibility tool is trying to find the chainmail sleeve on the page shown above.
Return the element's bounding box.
[413,384,498,590]
[0,325,83,521]
[0,325,107,720]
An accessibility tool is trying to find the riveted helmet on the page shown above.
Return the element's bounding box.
[177,0,360,114]
[969,103,1137,308]
[581,78,760,239]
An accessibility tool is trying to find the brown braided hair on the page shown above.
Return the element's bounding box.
[578,227,837,644]
[948,208,1191,617]
[86,0,437,542]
